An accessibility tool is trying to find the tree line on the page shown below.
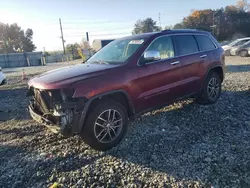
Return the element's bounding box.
[133,0,250,41]
[0,23,36,54]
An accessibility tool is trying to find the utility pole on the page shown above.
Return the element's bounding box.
[158,13,162,28]
[86,32,89,42]
[71,45,74,60]
[210,11,216,36]
[212,11,215,36]
[59,18,66,55]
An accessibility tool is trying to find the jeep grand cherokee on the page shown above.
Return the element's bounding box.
[27,29,225,151]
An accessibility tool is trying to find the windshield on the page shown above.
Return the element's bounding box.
[87,38,145,64]
[228,39,240,46]
[228,39,249,47]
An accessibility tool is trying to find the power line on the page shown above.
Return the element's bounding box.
[60,20,135,25]
[42,20,134,27]
[62,24,133,30]
[64,32,131,37]
[64,27,133,34]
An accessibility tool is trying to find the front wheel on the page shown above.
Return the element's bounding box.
[80,100,128,151]
[196,72,222,105]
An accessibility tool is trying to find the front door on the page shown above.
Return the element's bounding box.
[133,35,183,112]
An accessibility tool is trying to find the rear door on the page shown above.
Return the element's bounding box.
[173,34,207,96]
[133,35,183,112]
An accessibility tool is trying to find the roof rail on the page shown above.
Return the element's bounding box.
[161,29,199,33]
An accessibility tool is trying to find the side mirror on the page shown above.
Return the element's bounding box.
[143,50,161,62]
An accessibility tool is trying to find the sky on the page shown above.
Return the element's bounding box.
[0,0,241,51]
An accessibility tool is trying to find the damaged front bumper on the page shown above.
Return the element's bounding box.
[27,87,87,136]
[28,105,61,133]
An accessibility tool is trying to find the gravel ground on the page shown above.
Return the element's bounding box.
[0,57,250,188]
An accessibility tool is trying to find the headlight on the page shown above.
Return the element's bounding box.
[231,48,237,52]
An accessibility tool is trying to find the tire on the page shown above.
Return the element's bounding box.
[239,50,248,57]
[196,72,221,105]
[80,100,128,151]
[0,79,6,86]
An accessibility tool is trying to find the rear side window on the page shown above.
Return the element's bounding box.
[195,35,216,51]
[174,35,198,56]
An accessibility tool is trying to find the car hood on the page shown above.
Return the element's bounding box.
[222,45,231,50]
[28,63,120,89]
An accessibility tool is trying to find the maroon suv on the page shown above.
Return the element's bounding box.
[27,29,225,151]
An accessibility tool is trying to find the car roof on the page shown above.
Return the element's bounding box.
[237,37,250,41]
[118,29,210,40]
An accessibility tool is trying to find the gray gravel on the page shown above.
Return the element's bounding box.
[0,57,250,188]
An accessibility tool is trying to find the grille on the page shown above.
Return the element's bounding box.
[34,89,50,113]
[32,89,62,113]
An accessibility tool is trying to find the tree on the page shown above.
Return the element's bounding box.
[0,23,36,54]
[173,23,185,29]
[132,18,161,34]
[66,43,80,58]
[79,39,91,60]
[177,0,250,41]
[22,28,36,52]
[164,25,173,30]
[183,9,214,32]
[237,0,250,11]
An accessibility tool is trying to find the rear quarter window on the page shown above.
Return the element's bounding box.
[195,35,217,51]
[174,35,199,56]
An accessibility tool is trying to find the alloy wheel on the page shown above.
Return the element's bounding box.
[207,77,220,100]
[94,109,123,143]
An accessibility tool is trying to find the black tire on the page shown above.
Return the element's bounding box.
[80,100,128,151]
[196,72,221,105]
[0,79,6,86]
[239,50,248,57]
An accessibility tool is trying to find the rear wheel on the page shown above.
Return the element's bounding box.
[80,100,128,151]
[239,50,248,57]
[197,72,221,105]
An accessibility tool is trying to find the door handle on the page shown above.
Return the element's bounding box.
[170,61,180,65]
[200,54,207,58]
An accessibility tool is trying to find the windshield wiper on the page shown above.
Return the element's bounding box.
[90,60,109,65]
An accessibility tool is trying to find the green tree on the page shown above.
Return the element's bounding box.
[132,18,161,34]
[66,43,80,58]
[0,23,36,53]
[164,25,173,30]
[173,23,185,29]
[22,28,36,52]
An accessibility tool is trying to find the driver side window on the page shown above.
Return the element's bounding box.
[147,36,175,60]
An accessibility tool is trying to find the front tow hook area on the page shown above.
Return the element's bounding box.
[28,105,60,134]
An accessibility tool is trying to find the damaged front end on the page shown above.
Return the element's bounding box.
[27,87,86,136]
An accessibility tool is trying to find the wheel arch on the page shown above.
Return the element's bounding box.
[205,65,224,82]
[75,90,135,133]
